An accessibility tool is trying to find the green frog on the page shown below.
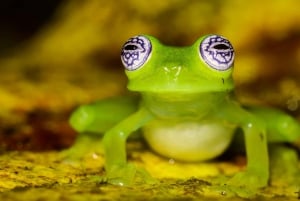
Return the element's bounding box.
[69,34,300,189]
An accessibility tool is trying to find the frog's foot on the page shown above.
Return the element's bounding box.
[227,170,268,189]
[207,172,267,198]
[101,163,157,186]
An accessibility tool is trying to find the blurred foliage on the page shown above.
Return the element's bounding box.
[0,0,300,110]
[0,0,299,200]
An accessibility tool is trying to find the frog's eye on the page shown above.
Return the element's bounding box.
[121,35,152,71]
[199,35,234,71]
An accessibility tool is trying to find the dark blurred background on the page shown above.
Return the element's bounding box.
[0,0,61,54]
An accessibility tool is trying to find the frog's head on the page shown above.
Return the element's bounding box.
[121,35,234,93]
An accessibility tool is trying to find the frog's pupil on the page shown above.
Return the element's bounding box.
[213,44,229,50]
[124,45,138,50]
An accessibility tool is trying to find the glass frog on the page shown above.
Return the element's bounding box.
[68,34,300,189]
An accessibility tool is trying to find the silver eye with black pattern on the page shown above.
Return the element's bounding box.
[199,35,234,71]
[121,35,152,71]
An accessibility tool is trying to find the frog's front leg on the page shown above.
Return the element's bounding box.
[228,119,269,188]
[102,107,154,186]
[217,103,269,189]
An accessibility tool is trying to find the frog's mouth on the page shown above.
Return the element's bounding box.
[142,91,230,103]
[127,75,234,93]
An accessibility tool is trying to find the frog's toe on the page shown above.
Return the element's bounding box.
[207,183,257,198]
[106,163,136,186]
[105,163,157,186]
[227,170,268,189]
[206,175,259,198]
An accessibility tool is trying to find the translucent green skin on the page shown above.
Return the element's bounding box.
[69,35,300,188]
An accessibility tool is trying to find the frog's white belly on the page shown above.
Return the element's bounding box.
[143,121,235,162]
